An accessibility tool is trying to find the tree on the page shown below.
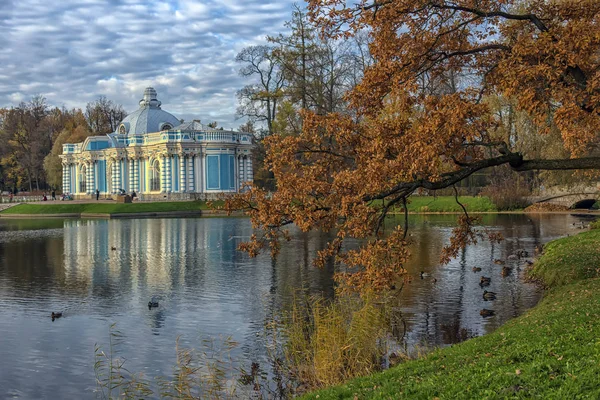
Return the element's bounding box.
[227,0,600,292]
[43,109,90,189]
[85,96,126,134]
[0,98,52,192]
[236,45,285,136]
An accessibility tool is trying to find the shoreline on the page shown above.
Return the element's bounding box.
[0,209,244,219]
[2,210,597,219]
[304,229,600,399]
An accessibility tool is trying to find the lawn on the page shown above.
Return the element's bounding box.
[0,201,221,215]
[397,195,498,213]
[303,230,600,399]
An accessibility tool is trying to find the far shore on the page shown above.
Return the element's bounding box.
[0,196,598,219]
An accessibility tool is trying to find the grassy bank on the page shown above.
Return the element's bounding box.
[304,230,600,399]
[0,201,221,215]
[400,196,497,213]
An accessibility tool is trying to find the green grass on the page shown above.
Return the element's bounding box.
[303,230,600,399]
[529,229,600,287]
[0,201,221,215]
[394,196,498,213]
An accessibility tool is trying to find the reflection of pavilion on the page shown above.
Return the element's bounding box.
[62,218,225,291]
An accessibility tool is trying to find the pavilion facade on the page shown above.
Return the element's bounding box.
[60,87,253,200]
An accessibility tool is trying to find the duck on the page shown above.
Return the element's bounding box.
[493,259,505,265]
[110,246,117,251]
[480,276,491,285]
[501,266,512,277]
[148,295,160,309]
[483,290,497,301]
[420,271,430,279]
[472,267,482,273]
[515,249,529,258]
[51,312,62,321]
[480,309,495,317]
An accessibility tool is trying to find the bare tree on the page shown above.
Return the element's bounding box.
[236,45,285,136]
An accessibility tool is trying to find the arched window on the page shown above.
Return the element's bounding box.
[150,160,160,191]
[119,125,127,135]
[161,124,172,131]
[79,165,87,193]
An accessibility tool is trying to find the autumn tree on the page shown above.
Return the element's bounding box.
[43,109,90,189]
[0,98,53,191]
[227,0,600,292]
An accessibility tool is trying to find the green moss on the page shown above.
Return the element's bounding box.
[0,201,220,215]
[303,230,600,399]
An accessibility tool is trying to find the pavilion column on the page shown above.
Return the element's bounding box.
[179,155,186,193]
[165,155,172,193]
[133,158,140,192]
[161,155,167,193]
[238,156,245,188]
[62,164,68,194]
[86,162,92,194]
[90,161,96,194]
[129,159,135,192]
[188,155,195,192]
[111,162,118,194]
[246,157,253,183]
[116,159,122,191]
[201,154,206,192]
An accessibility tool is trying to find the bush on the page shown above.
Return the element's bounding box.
[479,165,531,210]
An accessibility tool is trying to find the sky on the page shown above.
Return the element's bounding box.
[0,0,298,129]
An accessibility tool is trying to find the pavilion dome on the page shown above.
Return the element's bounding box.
[117,87,181,135]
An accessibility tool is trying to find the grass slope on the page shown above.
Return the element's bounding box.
[0,201,220,215]
[304,230,600,399]
[403,196,497,213]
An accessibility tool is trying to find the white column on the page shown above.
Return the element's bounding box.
[161,155,167,193]
[133,158,140,192]
[246,157,253,183]
[165,156,172,192]
[62,164,68,194]
[179,155,186,193]
[238,156,245,187]
[129,159,135,192]
[90,161,96,194]
[116,160,122,191]
[201,154,206,192]
[111,162,118,194]
[188,155,195,192]
[86,163,91,194]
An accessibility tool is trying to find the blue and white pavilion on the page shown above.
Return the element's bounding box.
[60,88,254,200]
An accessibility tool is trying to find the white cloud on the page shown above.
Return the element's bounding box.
[0,0,297,127]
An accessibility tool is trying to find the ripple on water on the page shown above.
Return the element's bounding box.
[0,214,593,399]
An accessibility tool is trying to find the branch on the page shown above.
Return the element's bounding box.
[364,154,600,202]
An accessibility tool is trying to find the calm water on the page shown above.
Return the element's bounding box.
[0,213,595,398]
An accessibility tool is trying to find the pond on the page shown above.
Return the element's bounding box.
[0,213,594,398]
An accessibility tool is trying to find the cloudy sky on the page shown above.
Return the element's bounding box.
[0,0,298,129]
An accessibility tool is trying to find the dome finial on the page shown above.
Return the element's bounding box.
[139,87,161,109]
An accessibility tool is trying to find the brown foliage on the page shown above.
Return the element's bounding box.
[228,1,600,291]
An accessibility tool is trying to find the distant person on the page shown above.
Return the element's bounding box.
[96,189,100,201]
[9,193,13,202]
[131,191,137,201]
[51,190,56,201]
[43,194,47,201]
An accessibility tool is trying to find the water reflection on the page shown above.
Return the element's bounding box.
[0,213,595,398]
